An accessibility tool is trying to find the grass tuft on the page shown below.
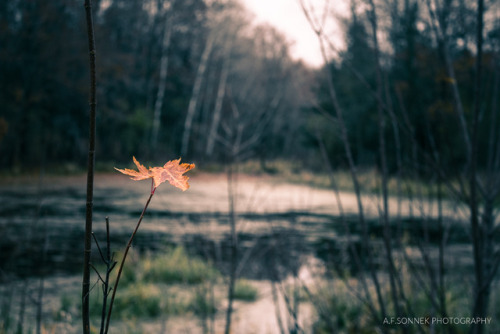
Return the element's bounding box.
[143,247,219,284]
[112,283,163,318]
[234,279,258,301]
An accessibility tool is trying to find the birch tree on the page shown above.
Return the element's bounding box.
[181,32,215,157]
[151,4,173,152]
[206,48,230,156]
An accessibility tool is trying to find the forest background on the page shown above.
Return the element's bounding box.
[0,0,498,174]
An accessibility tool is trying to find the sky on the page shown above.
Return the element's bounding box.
[242,0,347,68]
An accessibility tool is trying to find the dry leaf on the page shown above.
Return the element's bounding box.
[115,156,195,191]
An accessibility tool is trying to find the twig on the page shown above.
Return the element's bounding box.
[92,232,106,263]
[104,180,156,334]
[99,217,114,334]
[90,264,105,284]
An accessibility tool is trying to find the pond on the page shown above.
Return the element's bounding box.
[0,171,477,333]
[0,172,471,280]
[0,173,335,279]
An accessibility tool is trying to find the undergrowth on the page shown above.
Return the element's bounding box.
[64,247,260,322]
[84,247,220,319]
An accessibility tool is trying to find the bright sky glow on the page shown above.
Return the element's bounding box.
[242,0,347,68]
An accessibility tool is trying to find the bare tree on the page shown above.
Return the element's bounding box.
[204,1,249,157]
[365,0,406,329]
[151,2,173,152]
[424,0,500,331]
[181,32,215,157]
[300,0,389,325]
[208,19,298,333]
[206,39,231,157]
[302,0,500,333]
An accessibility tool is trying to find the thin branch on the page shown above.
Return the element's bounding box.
[90,264,105,284]
[82,0,97,333]
[92,232,106,264]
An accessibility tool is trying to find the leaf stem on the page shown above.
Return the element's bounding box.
[104,180,156,334]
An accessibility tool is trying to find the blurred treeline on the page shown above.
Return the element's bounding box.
[0,0,499,173]
[0,0,310,169]
[312,0,500,176]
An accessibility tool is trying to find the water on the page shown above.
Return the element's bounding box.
[1,172,486,334]
[0,172,470,281]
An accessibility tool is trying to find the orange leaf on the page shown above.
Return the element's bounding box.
[115,157,195,191]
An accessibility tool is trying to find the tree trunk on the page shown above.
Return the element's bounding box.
[151,17,172,153]
[181,33,215,156]
[206,53,229,156]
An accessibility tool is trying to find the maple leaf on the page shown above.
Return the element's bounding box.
[115,157,195,191]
